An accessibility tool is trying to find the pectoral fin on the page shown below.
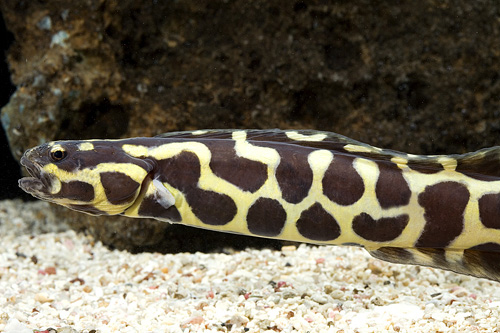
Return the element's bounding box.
[152,178,176,209]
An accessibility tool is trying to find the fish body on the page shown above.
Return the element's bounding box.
[19,129,500,281]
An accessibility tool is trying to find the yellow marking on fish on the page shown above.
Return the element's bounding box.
[78,142,94,151]
[285,131,327,142]
[391,156,408,169]
[344,144,380,154]
[438,156,457,171]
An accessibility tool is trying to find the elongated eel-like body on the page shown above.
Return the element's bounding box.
[18,129,500,281]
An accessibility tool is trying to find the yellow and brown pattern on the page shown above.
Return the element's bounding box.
[18,129,500,282]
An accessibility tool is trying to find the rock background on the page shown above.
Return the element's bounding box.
[1,1,500,251]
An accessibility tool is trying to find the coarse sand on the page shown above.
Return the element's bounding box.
[1,199,500,332]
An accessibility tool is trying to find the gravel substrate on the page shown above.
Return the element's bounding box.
[1,199,500,332]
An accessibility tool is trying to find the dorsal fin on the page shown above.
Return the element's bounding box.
[454,146,500,180]
[156,129,500,179]
[156,129,397,158]
[156,128,361,146]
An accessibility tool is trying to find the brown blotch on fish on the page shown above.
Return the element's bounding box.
[469,242,500,252]
[157,151,201,188]
[158,151,237,225]
[478,193,500,229]
[416,181,469,248]
[189,190,237,226]
[322,155,364,206]
[138,196,182,222]
[249,141,313,203]
[55,181,94,202]
[100,172,140,205]
[275,147,313,204]
[375,161,411,208]
[247,198,286,237]
[296,203,341,241]
[204,140,267,193]
[352,213,409,242]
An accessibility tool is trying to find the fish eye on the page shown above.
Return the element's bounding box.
[50,148,67,161]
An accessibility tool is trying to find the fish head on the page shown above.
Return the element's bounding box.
[19,140,154,215]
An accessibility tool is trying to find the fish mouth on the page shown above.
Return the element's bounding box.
[18,154,55,197]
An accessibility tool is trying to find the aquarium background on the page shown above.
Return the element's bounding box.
[1,1,500,251]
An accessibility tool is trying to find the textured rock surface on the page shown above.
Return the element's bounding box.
[1,1,500,250]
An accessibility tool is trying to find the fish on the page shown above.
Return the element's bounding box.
[18,129,500,282]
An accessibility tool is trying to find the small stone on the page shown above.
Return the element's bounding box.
[311,293,328,304]
[368,260,383,275]
[281,245,297,252]
[50,31,69,48]
[34,293,53,303]
[331,290,344,299]
[61,9,70,21]
[45,266,56,275]
[371,296,384,306]
[3,318,32,333]
[36,16,52,30]
[450,286,468,297]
